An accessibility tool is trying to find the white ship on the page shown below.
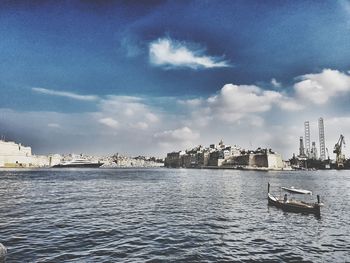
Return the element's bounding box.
[52,158,103,168]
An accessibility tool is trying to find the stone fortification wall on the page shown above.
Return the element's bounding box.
[165,152,183,168]
[251,154,269,167]
[0,140,31,156]
[249,153,283,169]
[0,140,59,167]
[31,155,61,167]
[267,153,284,169]
[223,152,283,170]
[0,140,32,167]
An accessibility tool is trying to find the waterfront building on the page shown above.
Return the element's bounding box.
[164,141,285,170]
[197,151,210,167]
[0,139,60,167]
[222,148,284,170]
[208,150,222,167]
[182,153,198,168]
[109,154,164,167]
[164,151,186,168]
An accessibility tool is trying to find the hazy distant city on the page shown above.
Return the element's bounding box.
[2,116,349,171]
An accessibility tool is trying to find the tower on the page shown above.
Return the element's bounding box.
[318,117,326,160]
[304,121,310,158]
[311,141,318,159]
[299,136,305,157]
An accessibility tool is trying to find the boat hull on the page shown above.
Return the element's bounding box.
[52,163,103,168]
[268,193,321,215]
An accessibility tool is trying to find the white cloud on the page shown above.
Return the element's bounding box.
[5,68,350,158]
[98,96,161,130]
[276,97,304,111]
[31,88,161,132]
[131,122,149,130]
[145,113,159,123]
[99,118,119,129]
[207,84,282,115]
[181,84,291,125]
[48,123,61,128]
[271,78,281,88]
[178,98,203,107]
[32,87,99,101]
[178,83,304,135]
[294,69,350,104]
[154,127,199,142]
[149,37,230,69]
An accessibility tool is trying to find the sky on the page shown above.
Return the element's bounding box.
[1,0,350,158]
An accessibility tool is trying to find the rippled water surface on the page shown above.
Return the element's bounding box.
[0,168,349,262]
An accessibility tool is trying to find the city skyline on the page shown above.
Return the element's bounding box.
[1,1,350,158]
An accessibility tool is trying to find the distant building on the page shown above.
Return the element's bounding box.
[164,141,286,170]
[164,151,185,168]
[208,150,222,167]
[197,151,210,167]
[182,153,197,168]
[223,148,284,170]
[0,140,60,167]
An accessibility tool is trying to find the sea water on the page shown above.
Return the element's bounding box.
[0,168,349,262]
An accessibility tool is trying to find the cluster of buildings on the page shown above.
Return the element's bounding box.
[0,139,164,168]
[0,139,60,168]
[106,154,164,168]
[165,140,287,170]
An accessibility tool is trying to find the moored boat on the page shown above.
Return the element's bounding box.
[267,183,323,215]
[52,158,103,168]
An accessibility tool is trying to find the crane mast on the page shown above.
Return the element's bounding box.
[333,134,345,168]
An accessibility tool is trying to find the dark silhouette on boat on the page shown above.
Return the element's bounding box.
[268,183,322,216]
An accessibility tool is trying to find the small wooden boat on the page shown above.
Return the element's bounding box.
[268,183,323,215]
[281,186,312,195]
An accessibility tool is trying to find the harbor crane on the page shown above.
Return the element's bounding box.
[333,134,345,168]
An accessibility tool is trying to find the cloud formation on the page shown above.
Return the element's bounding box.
[271,78,281,88]
[3,68,350,158]
[276,97,304,111]
[208,84,281,113]
[149,37,230,69]
[97,96,160,130]
[154,126,200,149]
[294,69,350,104]
[32,87,99,101]
[99,117,119,129]
[154,126,199,141]
[48,123,61,128]
[179,84,302,127]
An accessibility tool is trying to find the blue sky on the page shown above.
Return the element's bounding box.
[1,0,350,157]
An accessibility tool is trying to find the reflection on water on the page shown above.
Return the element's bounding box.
[0,168,349,262]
